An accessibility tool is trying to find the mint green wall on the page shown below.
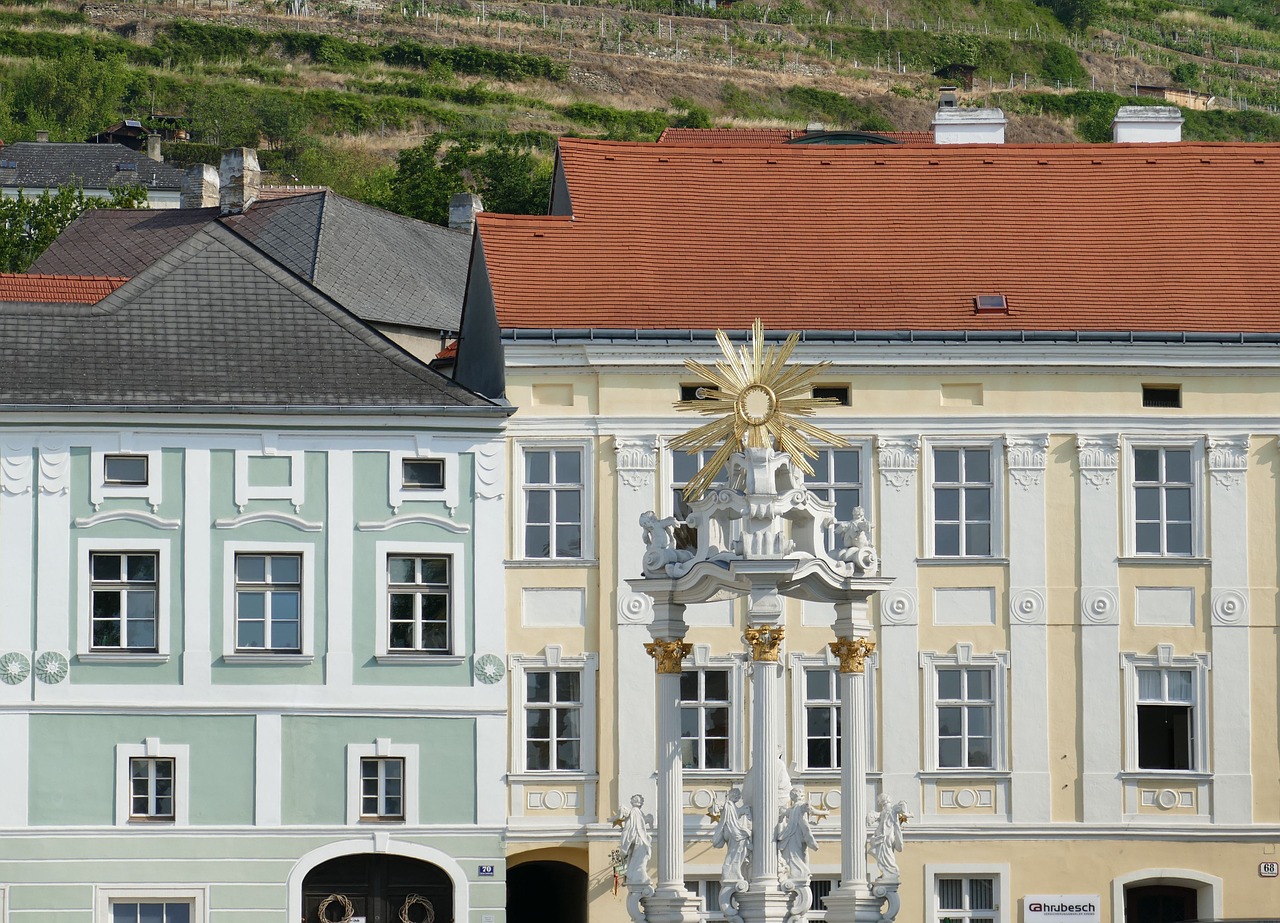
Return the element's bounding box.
[69,447,184,521]
[281,715,476,825]
[28,714,255,825]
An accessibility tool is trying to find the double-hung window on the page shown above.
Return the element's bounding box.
[360,756,405,820]
[1136,668,1195,770]
[115,740,188,826]
[523,448,584,559]
[803,448,864,552]
[680,668,730,771]
[525,669,583,771]
[1132,446,1195,556]
[129,757,175,820]
[387,555,450,653]
[234,554,301,653]
[936,877,997,923]
[91,552,158,651]
[921,648,1008,773]
[803,667,842,771]
[110,902,192,923]
[931,446,994,557]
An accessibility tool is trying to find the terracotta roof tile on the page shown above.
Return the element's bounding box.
[479,138,1280,333]
[0,273,127,303]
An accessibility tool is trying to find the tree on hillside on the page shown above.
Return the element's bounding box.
[10,49,130,141]
[0,185,147,272]
[385,132,553,227]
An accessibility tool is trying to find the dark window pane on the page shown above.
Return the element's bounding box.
[1135,486,1161,521]
[937,706,963,737]
[388,622,413,649]
[525,525,550,558]
[965,523,991,555]
[1137,704,1192,770]
[236,555,266,583]
[970,879,995,910]
[555,524,581,558]
[703,670,729,701]
[1166,488,1192,522]
[833,487,860,521]
[526,490,550,523]
[1134,448,1160,482]
[968,706,991,736]
[679,671,698,700]
[402,458,445,488]
[556,707,581,739]
[1166,523,1193,555]
[1135,522,1162,554]
[938,670,963,700]
[555,671,581,702]
[93,590,121,619]
[705,739,728,769]
[271,621,300,651]
[105,455,148,484]
[680,709,699,738]
[807,708,831,736]
[935,488,960,520]
[526,741,549,770]
[94,621,121,647]
[128,618,155,649]
[525,451,550,484]
[270,555,300,584]
[557,489,582,524]
[965,487,991,520]
[934,523,960,556]
[526,672,551,703]
[808,739,832,768]
[705,706,729,736]
[420,558,449,584]
[238,621,266,649]
[389,594,415,619]
[167,904,190,923]
[680,739,697,769]
[526,710,550,738]
[127,555,156,581]
[968,739,993,767]
[964,448,990,482]
[938,738,962,768]
[1165,449,1192,483]
[934,449,960,483]
[806,668,830,700]
[967,670,992,700]
[833,450,860,481]
[421,623,448,650]
[557,740,581,770]
[555,449,581,484]
[388,557,416,584]
[93,555,121,581]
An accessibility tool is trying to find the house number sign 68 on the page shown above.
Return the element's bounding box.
[1260,862,1279,878]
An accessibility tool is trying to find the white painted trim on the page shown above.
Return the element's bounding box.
[1109,867,1222,923]
[213,511,322,531]
[374,540,468,658]
[388,447,460,514]
[220,541,316,659]
[923,862,1011,923]
[76,538,172,659]
[74,510,180,530]
[921,436,1006,559]
[1120,649,1211,774]
[788,650,878,776]
[357,514,470,533]
[509,649,600,780]
[345,739,421,825]
[90,444,162,511]
[919,648,1010,774]
[0,465,35,652]
[94,885,207,923]
[232,446,305,512]
[182,448,212,688]
[254,713,282,826]
[1120,436,1206,558]
[35,450,71,655]
[513,438,595,561]
[326,449,355,688]
[114,740,190,826]
[285,838,471,923]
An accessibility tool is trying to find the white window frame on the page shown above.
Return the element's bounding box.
[1122,437,1205,558]
[220,541,315,663]
[375,540,466,662]
[388,449,459,514]
[789,649,879,776]
[114,739,189,826]
[345,738,419,825]
[95,886,207,923]
[801,444,872,550]
[920,646,1009,773]
[922,438,1004,559]
[680,645,746,775]
[509,646,599,778]
[233,447,305,512]
[1121,645,1211,774]
[91,446,162,511]
[924,864,1009,923]
[78,539,172,663]
[515,440,593,562]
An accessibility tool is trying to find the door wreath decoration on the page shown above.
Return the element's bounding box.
[399,894,435,923]
[316,894,354,923]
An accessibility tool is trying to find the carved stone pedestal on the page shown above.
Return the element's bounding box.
[735,885,796,923]
[640,889,703,923]
[822,883,898,923]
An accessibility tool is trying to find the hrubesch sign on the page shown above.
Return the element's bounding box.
[1024,895,1101,923]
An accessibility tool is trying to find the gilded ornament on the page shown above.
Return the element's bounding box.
[670,319,846,501]
[744,625,784,662]
[645,639,692,674]
[829,636,876,673]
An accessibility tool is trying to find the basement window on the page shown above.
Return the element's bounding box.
[973,294,1008,313]
[1142,385,1182,409]
[812,385,851,406]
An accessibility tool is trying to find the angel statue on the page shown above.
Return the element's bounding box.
[613,794,654,923]
[866,793,910,882]
[775,784,824,923]
[710,787,752,923]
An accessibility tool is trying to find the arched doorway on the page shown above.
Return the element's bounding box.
[304,854,453,923]
[507,860,586,923]
[1124,884,1199,923]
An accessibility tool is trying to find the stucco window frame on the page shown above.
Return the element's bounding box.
[920,645,1009,774]
[508,646,599,780]
[923,863,1010,923]
[788,648,879,778]
[387,450,459,514]
[374,540,467,663]
[233,447,305,512]
[345,738,420,825]
[220,541,316,664]
[1120,645,1211,774]
[114,738,190,827]
[95,886,207,923]
[680,645,747,777]
[91,447,163,511]
[513,439,594,562]
[1121,437,1206,559]
[921,437,1005,560]
[77,538,172,664]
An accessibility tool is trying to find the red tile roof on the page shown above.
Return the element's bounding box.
[479,138,1280,333]
[0,273,127,303]
[656,128,933,145]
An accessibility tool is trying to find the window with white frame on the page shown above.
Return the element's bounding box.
[680,668,731,771]
[387,555,451,653]
[234,553,301,653]
[671,448,729,521]
[91,552,158,651]
[685,879,726,921]
[98,890,206,923]
[90,446,162,509]
[110,902,191,923]
[401,458,445,490]
[104,454,149,486]
[789,653,878,775]
[360,756,405,820]
[930,445,996,557]
[511,649,598,776]
[522,447,584,559]
[1122,647,1210,773]
[129,757,175,820]
[921,648,1008,773]
[1130,445,1198,556]
[936,876,998,923]
[803,447,863,520]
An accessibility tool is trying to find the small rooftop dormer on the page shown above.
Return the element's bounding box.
[1112,106,1184,143]
[932,102,1006,145]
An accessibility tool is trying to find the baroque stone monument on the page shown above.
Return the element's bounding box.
[622,320,905,923]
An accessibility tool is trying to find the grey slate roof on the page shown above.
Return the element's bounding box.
[0,223,497,410]
[29,191,470,331]
[0,142,187,192]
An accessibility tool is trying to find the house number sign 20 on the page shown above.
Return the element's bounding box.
[1260,862,1279,878]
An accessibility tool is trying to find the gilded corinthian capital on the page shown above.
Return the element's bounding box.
[744,625,785,662]
[645,639,692,674]
[829,637,876,673]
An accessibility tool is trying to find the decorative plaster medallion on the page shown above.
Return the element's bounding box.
[1076,435,1119,489]
[954,789,977,809]
[1,444,32,495]
[1208,435,1249,489]
[1156,788,1179,810]
[822,790,842,811]
[1081,588,1119,625]
[474,653,506,684]
[542,789,566,810]
[615,438,658,492]
[618,590,654,624]
[645,639,692,673]
[1211,588,1248,626]
[880,590,918,625]
[876,437,920,491]
[34,651,68,684]
[690,788,715,810]
[1009,588,1047,624]
[0,651,30,684]
[473,444,504,500]
[1005,435,1049,489]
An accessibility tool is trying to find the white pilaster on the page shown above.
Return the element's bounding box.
[326,449,354,683]
[475,712,509,826]
[0,440,34,653]
[1005,434,1051,823]
[1077,435,1121,823]
[875,436,921,818]
[254,712,282,826]
[182,448,212,686]
[1207,434,1251,822]
[35,443,71,658]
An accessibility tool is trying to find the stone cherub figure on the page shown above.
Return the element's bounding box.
[613,793,652,885]
[639,510,694,574]
[835,506,877,572]
[867,793,910,882]
[710,787,752,923]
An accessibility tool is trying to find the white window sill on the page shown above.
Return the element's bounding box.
[222,653,315,665]
[78,652,170,664]
[508,771,598,783]
[358,816,406,824]
[1118,556,1210,565]
[918,769,1011,779]
[1120,770,1212,781]
[506,558,599,568]
[917,557,1010,566]
[127,818,178,826]
[374,654,466,666]
[683,768,743,778]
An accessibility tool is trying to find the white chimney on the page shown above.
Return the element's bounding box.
[1112,105,1183,143]
[449,192,484,235]
[218,148,260,215]
[182,164,220,209]
[932,106,1006,144]
[146,134,163,163]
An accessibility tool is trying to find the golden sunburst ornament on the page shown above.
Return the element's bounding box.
[670,319,847,501]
